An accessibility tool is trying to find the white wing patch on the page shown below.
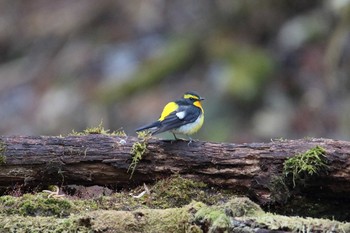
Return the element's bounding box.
[176,111,186,119]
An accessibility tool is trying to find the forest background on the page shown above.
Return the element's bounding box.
[1,0,350,143]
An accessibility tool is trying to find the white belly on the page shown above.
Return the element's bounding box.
[172,114,204,135]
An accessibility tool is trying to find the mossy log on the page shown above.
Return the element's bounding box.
[0,135,350,205]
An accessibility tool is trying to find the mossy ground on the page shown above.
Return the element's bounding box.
[0,176,232,232]
[1,176,349,232]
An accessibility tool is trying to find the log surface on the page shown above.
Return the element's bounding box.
[0,135,349,204]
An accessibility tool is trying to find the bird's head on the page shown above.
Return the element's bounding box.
[183,91,205,109]
[183,92,204,101]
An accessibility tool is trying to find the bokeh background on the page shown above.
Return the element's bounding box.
[1,0,350,142]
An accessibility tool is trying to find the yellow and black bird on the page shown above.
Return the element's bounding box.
[136,91,204,140]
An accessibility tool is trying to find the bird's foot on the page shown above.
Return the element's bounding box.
[187,136,196,146]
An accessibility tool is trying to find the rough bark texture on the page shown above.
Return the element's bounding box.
[0,135,350,204]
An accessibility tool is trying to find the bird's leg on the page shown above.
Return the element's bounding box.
[172,133,187,142]
[189,135,199,142]
[172,133,179,140]
[187,136,193,146]
[187,139,192,146]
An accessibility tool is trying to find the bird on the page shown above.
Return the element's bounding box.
[136,91,205,141]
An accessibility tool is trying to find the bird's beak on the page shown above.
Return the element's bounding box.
[200,97,205,101]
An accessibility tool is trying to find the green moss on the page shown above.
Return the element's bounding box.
[0,176,233,221]
[142,206,194,232]
[267,146,328,204]
[223,197,264,217]
[0,214,90,233]
[0,186,225,232]
[0,193,106,218]
[2,176,349,232]
[69,121,126,136]
[127,132,150,178]
[152,176,207,202]
[195,206,230,231]
[107,176,232,210]
[0,156,5,165]
[283,146,328,187]
[1,194,349,232]
[79,201,208,233]
[0,196,16,215]
[81,205,197,233]
[193,197,350,232]
[0,141,6,165]
[250,213,350,232]
[194,197,263,232]
[0,194,71,217]
[150,176,231,208]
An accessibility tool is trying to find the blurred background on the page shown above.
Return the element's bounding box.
[1,0,350,142]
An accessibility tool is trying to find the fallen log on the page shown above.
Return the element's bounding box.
[0,135,349,205]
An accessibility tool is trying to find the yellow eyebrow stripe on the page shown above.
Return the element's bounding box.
[184,94,199,100]
[159,102,178,121]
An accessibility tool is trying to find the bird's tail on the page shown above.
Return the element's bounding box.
[135,121,161,134]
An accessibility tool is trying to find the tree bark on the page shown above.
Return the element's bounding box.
[0,135,349,204]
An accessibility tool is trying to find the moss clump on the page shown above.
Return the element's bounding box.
[249,213,350,232]
[194,206,230,232]
[0,141,6,165]
[0,214,90,233]
[96,176,232,211]
[106,176,233,210]
[149,176,231,209]
[76,203,199,233]
[69,121,126,136]
[267,146,328,205]
[127,132,150,178]
[0,155,5,165]
[223,196,264,217]
[0,194,72,217]
[283,146,328,187]
[194,197,264,232]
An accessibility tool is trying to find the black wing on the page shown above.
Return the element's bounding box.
[135,121,161,132]
[152,104,201,135]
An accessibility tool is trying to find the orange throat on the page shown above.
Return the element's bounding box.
[194,101,203,112]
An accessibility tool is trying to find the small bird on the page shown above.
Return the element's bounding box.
[136,91,205,140]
